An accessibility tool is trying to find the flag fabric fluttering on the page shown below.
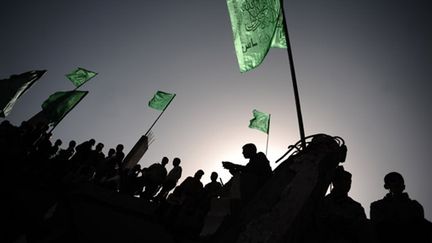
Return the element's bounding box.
[148,91,176,111]
[0,70,46,118]
[226,0,287,72]
[249,109,270,134]
[41,90,88,126]
[66,67,97,88]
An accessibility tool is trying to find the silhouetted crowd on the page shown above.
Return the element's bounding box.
[1,120,431,243]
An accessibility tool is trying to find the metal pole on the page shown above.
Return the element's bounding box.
[265,114,271,155]
[280,1,306,148]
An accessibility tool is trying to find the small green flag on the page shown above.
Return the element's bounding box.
[66,67,97,87]
[148,91,175,111]
[226,0,287,72]
[249,109,270,134]
[42,90,88,125]
[0,70,46,117]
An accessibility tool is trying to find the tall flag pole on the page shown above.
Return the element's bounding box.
[249,109,271,155]
[226,0,306,148]
[266,114,271,155]
[280,1,306,148]
[145,90,176,136]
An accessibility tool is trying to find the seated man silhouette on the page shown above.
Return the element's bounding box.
[222,143,272,203]
[370,172,431,243]
[317,166,370,243]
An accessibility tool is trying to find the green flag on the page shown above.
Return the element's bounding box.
[66,67,97,87]
[42,90,88,125]
[148,91,175,111]
[249,109,270,134]
[0,70,46,117]
[226,0,287,72]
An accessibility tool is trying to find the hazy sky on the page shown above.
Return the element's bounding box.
[2,0,431,220]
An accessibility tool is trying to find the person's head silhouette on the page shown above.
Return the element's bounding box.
[242,143,257,159]
[384,172,405,195]
[331,166,352,196]
[210,172,218,182]
[68,140,76,149]
[173,157,181,167]
[161,157,169,166]
[194,170,204,180]
[96,143,104,152]
[54,139,62,147]
[116,144,124,153]
[107,148,115,157]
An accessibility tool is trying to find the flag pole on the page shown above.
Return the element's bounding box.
[280,1,306,149]
[265,114,271,156]
[144,94,176,136]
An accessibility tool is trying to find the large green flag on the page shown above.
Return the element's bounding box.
[249,109,270,134]
[0,70,46,117]
[42,90,88,125]
[66,67,97,88]
[226,0,287,72]
[148,91,176,111]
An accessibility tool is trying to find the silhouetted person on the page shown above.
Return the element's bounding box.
[48,139,62,159]
[317,166,370,243]
[71,138,95,166]
[140,157,169,200]
[222,143,272,203]
[106,148,116,160]
[131,164,141,176]
[113,144,125,170]
[198,172,223,225]
[175,169,205,204]
[170,170,205,238]
[116,144,138,194]
[370,172,431,243]
[55,140,76,161]
[203,172,223,200]
[90,142,105,165]
[104,148,117,171]
[120,164,142,196]
[99,148,119,190]
[51,140,76,179]
[156,157,182,201]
